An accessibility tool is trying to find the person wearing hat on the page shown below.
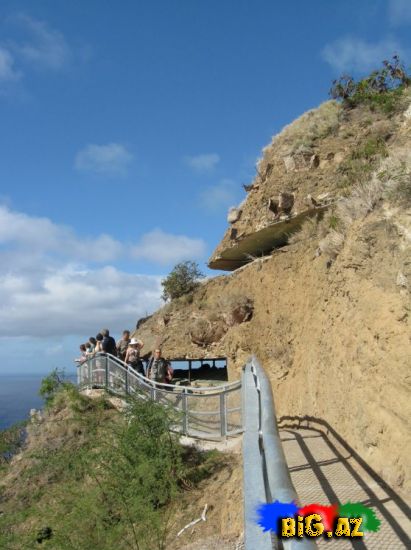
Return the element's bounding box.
[125,337,145,375]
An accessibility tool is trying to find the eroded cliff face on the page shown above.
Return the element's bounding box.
[209,97,409,269]
[134,94,411,499]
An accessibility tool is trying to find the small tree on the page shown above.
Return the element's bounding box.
[161,261,204,301]
[39,368,71,406]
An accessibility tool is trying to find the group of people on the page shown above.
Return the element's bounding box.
[76,328,173,384]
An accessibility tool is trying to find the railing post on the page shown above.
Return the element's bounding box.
[182,390,188,435]
[220,392,227,438]
[125,368,129,395]
[105,355,109,389]
[88,358,92,387]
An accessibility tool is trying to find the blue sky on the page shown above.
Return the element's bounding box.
[1,0,410,374]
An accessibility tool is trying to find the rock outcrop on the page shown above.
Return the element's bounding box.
[208,98,411,270]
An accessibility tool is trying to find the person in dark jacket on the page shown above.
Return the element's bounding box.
[147,349,168,383]
[101,328,117,356]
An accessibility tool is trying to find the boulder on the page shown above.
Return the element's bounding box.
[189,317,227,347]
[227,207,242,224]
[283,155,296,172]
[222,295,254,326]
[278,192,295,214]
[309,154,320,169]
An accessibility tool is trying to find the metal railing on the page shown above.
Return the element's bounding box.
[77,353,242,440]
[242,356,316,550]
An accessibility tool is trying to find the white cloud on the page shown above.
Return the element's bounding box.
[11,13,71,70]
[184,153,220,173]
[0,205,123,262]
[132,229,207,265]
[0,204,207,340]
[0,205,206,266]
[0,46,20,82]
[322,36,408,73]
[75,143,133,176]
[0,205,162,338]
[200,178,239,212]
[0,264,162,338]
[389,0,411,26]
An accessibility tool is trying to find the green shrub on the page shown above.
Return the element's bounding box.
[2,395,184,549]
[337,158,374,189]
[351,137,388,160]
[39,369,73,406]
[328,215,340,230]
[161,261,204,301]
[363,86,405,114]
[182,448,224,485]
[330,55,410,113]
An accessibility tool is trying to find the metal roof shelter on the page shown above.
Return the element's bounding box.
[166,356,228,382]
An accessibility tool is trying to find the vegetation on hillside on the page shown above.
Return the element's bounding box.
[0,376,224,550]
[330,55,410,114]
[161,261,204,301]
[287,58,411,260]
[292,143,410,261]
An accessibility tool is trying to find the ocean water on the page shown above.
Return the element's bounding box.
[0,373,76,431]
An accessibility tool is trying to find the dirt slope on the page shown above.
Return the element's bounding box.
[134,93,411,501]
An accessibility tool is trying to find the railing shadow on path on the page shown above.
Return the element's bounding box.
[278,415,411,549]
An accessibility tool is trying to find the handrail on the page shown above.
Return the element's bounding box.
[243,356,316,550]
[86,352,241,393]
[77,352,243,440]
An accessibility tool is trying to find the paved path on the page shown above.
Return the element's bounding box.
[280,420,411,549]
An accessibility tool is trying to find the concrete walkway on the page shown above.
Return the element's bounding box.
[279,420,411,549]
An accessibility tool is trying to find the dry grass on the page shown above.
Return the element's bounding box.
[318,230,345,259]
[269,101,341,151]
[288,216,319,244]
[379,148,411,205]
[255,100,342,172]
[337,179,384,226]
[369,119,395,141]
[318,145,411,260]
[318,179,383,260]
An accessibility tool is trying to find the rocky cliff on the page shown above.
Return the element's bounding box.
[133,91,411,499]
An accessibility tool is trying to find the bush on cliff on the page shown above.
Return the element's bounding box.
[161,261,204,301]
[330,55,410,114]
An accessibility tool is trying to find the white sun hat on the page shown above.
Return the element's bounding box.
[130,338,141,345]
